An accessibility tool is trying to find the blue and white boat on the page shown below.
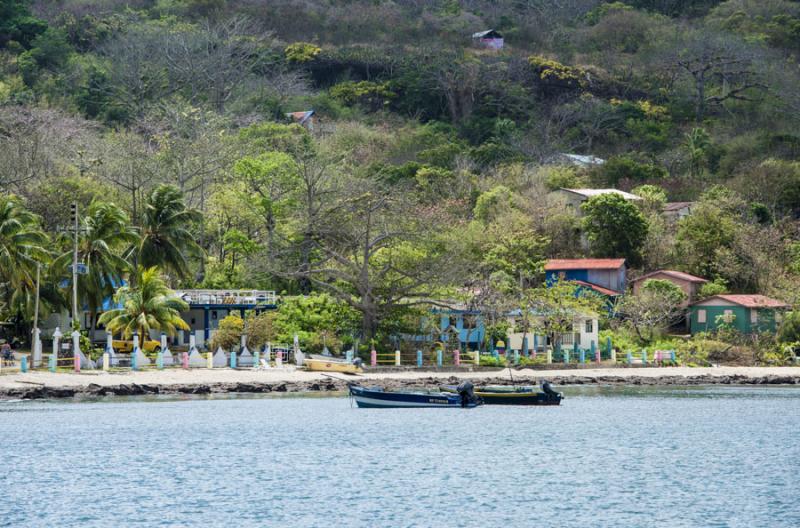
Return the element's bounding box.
[349,383,482,409]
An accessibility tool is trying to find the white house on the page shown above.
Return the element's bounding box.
[505,311,599,352]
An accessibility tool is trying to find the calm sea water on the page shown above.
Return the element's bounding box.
[1,386,799,528]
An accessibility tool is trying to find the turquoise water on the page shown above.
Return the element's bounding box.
[1,386,799,527]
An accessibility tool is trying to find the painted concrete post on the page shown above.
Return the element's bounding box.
[546,349,552,364]
[102,352,109,371]
[32,327,42,368]
[230,350,237,369]
[394,350,401,366]
[564,349,570,364]
[627,351,633,365]
[592,340,598,363]
[275,349,283,368]
[131,333,139,371]
[454,348,460,366]
[20,356,27,373]
[606,336,612,357]
[207,351,213,369]
[416,350,423,367]
[579,349,585,364]
[492,348,498,359]
[642,349,648,365]
[50,328,61,372]
[346,349,353,363]
[156,349,163,370]
[182,351,189,369]
[611,348,617,363]
[670,350,676,363]
[436,349,443,368]
[474,350,480,366]
[513,349,519,365]
[370,348,377,367]
[71,330,81,373]
[522,336,529,358]
[253,348,260,369]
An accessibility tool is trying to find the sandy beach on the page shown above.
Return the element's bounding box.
[2,366,800,399]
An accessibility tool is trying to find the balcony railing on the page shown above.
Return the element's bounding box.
[178,289,277,306]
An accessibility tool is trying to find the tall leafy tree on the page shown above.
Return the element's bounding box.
[99,267,190,339]
[138,184,202,281]
[581,193,649,266]
[52,202,139,337]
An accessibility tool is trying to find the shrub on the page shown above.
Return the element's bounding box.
[479,354,507,367]
[285,42,321,63]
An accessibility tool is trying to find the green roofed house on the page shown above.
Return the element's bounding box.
[689,295,789,335]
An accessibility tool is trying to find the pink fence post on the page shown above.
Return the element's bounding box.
[182,351,189,369]
[370,348,377,367]
[74,353,80,373]
[454,349,460,366]
[595,349,601,363]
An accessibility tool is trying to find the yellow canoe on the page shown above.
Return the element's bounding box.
[304,358,363,375]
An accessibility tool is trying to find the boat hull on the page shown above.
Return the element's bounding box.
[304,358,363,374]
[349,385,480,408]
[440,385,561,406]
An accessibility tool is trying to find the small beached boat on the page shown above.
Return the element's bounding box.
[304,356,363,375]
[349,382,482,408]
[440,381,562,406]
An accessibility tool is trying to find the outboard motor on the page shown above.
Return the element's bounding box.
[541,380,562,401]
[457,380,478,407]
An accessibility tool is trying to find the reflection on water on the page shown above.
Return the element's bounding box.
[2,386,799,527]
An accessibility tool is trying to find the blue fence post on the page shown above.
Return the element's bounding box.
[131,349,138,371]
[626,351,633,365]
[513,349,520,365]
[573,341,579,357]
[436,349,443,368]
[492,348,498,359]
[591,340,597,361]
[49,354,56,372]
[533,334,538,354]
[564,348,570,364]
[641,349,648,365]
[230,350,237,369]
[21,356,28,373]
[522,336,529,358]
[579,349,585,364]
[346,349,353,363]
[156,349,164,370]
[416,350,422,367]
[670,350,676,363]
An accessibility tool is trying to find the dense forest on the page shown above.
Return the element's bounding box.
[2,0,800,358]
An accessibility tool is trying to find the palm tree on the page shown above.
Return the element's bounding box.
[0,196,49,323]
[52,202,139,338]
[99,267,190,340]
[138,185,202,281]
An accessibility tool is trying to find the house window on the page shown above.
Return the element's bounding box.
[558,271,566,280]
[585,319,593,333]
[697,309,706,323]
[751,310,758,324]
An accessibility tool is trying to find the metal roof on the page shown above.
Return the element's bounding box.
[691,294,789,309]
[560,188,642,200]
[472,29,502,38]
[545,258,627,271]
[632,270,707,284]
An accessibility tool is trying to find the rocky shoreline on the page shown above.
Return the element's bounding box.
[2,373,799,400]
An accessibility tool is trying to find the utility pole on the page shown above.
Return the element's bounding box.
[71,202,79,327]
[33,262,40,330]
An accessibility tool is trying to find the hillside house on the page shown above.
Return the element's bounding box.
[549,188,642,217]
[472,29,504,50]
[545,258,627,297]
[631,270,707,307]
[663,202,694,222]
[689,295,789,335]
[286,110,316,131]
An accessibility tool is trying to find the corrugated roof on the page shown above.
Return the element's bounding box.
[692,294,789,309]
[561,153,605,166]
[286,110,315,125]
[663,202,694,211]
[472,29,502,38]
[632,270,707,284]
[573,280,621,296]
[545,258,626,271]
[561,188,642,200]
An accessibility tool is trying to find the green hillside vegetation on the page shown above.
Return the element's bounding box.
[2,0,800,355]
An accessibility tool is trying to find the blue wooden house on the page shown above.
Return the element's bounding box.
[544,258,626,297]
